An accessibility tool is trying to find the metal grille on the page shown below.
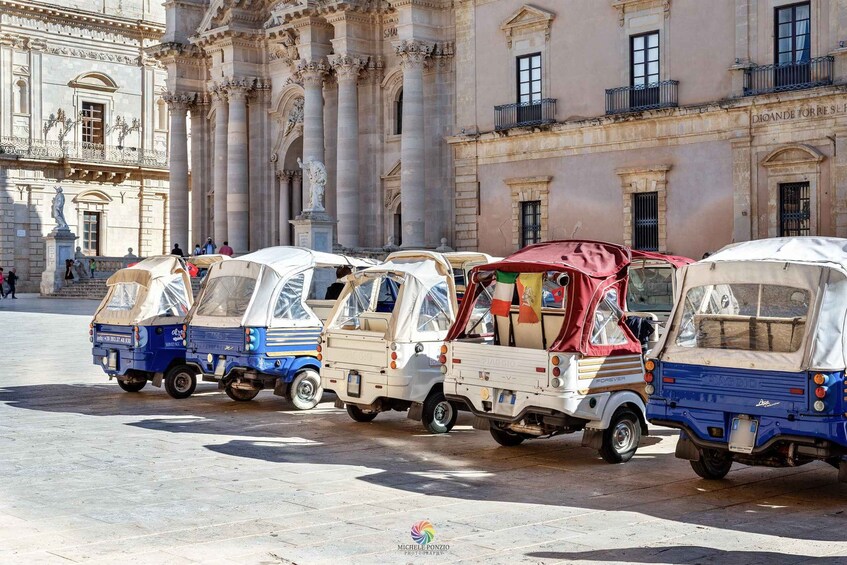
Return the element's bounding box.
[521,200,541,248]
[779,182,810,237]
[632,192,659,251]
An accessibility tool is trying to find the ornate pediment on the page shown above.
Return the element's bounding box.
[612,0,671,27]
[68,72,119,93]
[762,144,825,168]
[500,4,555,47]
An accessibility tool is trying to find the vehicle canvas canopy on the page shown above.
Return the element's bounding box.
[327,251,459,342]
[187,254,230,269]
[188,247,373,329]
[442,252,497,293]
[447,240,642,357]
[627,250,694,315]
[657,237,847,373]
[93,256,193,326]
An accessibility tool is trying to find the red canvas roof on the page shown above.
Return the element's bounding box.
[630,249,694,269]
[484,240,632,278]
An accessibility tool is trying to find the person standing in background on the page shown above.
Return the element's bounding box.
[171,243,185,257]
[0,268,6,298]
[218,241,234,256]
[203,237,216,255]
[6,267,17,299]
[193,243,201,256]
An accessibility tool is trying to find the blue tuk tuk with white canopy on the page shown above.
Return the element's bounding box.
[184,247,373,408]
[647,237,847,481]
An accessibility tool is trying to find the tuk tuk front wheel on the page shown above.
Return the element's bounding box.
[225,385,260,402]
[117,377,146,393]
[489,422,527,446]
[690,449,733,480]
[422,390,458,434]
[599,408,641,464]
[289,369,323,410]
[164,366,197,400]
[346,404,378,423]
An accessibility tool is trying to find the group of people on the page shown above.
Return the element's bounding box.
[0,267,18,299]
[171,238,234,258]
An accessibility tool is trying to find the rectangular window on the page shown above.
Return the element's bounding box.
[631,32,660,109]
[779,182,810,237]
[516,53,542,125]
[81,102,105,145]
[775,2,811,87]
[632,192,659,252]
[82,211,100,255]
[520,200,541,248]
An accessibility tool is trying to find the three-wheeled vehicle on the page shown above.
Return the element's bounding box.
[90,256,198,399]
[185,247,373,408]
[319,251,495,433]
[647,237,847,482]
[442,240,686,463]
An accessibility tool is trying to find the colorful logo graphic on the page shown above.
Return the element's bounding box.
[410,520,435,545]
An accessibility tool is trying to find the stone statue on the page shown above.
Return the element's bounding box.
[283,97,304,137]
[73,246,89,279]
[124,247,137,258]
[297,157,327,212]
[51,186,68,231]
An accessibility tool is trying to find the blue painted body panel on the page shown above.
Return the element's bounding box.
[91,323,186,377]
[646,361,847,457]
[186,325,322,384]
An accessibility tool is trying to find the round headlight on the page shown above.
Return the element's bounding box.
[814,400,826,412]
[207,353,213,363]
[645,384,655,395]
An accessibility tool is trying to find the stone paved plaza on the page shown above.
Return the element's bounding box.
[1,296,847,564]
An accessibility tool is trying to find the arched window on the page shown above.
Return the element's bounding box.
[15,80,28,114]
[157,98,168,131]
[395,89,403,135]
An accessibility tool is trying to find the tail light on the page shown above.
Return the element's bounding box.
[440,344,448,355]
[645,359,655,371]
[390,361,397,369]
[438,354,447,364]
[811,373,833,412]
[644,372,654,383]
[244,328,259,352]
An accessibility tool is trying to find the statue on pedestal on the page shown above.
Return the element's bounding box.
[51,186,69,231]
[72,246,89,279]
[297,157,327,212]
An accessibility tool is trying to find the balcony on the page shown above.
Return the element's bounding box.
[743,56,834,96]
[494,99,557,131]
[0,137,168,169]
[605,80,679,115]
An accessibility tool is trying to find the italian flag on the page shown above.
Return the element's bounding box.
[517,272,543,324]
[490,271,518,317]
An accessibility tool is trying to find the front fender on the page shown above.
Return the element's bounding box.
[586,391,646,431]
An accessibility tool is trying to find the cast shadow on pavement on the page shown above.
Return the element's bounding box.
[526,547,846,564]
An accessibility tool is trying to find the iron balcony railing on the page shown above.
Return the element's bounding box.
[494,99,557,131]
[606,80,679,115]
[0,137,168,168]
[743,56,834,96]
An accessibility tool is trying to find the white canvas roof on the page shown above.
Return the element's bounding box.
[658,237,847,371]
[93,256,193,326]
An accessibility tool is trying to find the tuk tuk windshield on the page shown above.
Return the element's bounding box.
[627,263,674,313]
[674,283,810,353]
[195,275,257,318]
[105,282,140,311]
[330,274,403,330]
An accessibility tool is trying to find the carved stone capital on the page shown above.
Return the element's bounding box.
[297,59,329,87]
[330,54,367,82]
[395,40,431,70]
[219,77,254,100]
[163,91,197,111]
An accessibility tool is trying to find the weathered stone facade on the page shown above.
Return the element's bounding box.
[0,0,169,291]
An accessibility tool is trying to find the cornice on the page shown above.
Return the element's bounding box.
[0,0,166,37]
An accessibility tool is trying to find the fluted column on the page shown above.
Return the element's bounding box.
[277,170,292,245]
[225,80,250,254]
[298,60,329,214]
[190,96,208,246]
[211,88,228,244]
[396,40,430,248]
[292,171,303,226]
[331,55,364,247]
[164,91,194,252]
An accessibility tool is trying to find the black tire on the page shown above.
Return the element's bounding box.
[422,390,458,434]
[288,369,323,410]
[346,404,378,423]
[117,377,146,393]
[225,385,260,402]
[489,422,527,446]
[164,366,197,400]
[599,408,641,464]
[690,449,733,480]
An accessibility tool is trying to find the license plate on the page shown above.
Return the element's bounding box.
[108,350,118,370]
[214,359,226,377]
[729,416,758,454]
[347,371,361,398]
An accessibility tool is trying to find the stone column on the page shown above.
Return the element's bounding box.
[278,170,292,245]
[292,171,303,223]
[298,60,329,212]
[164,91,194,252]
[396,40,430,248]
[212,88,229,244]
[190,96,208,247]
[331,55,364,248]
[225,80,250,254]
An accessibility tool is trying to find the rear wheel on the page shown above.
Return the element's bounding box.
[489,422,527,446]
[164,366,197,399]
[599,408,641,464]
[690,449,733,480]
[117,377,146,393]
[346,404,378,423]
[289,369,323,410]
[422,390,458,434]
[225,385,260,402]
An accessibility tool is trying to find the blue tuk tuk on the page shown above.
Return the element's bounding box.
[184,247,373,408]
[91,256,198,399]
[647,237,847,482]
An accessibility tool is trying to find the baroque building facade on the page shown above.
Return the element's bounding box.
[158,0,847,261]
[0,0,170,291]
